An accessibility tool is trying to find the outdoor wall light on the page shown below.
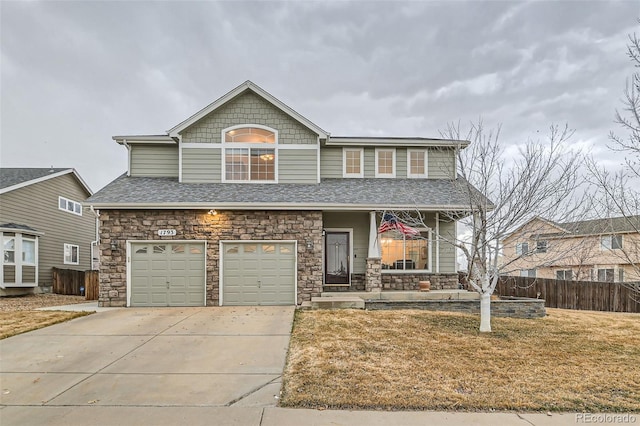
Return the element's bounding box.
[208,209,218,216]
[110,241,119,251]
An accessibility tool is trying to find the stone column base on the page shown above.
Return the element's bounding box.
[365,257,382,292]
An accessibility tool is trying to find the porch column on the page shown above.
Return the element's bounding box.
[366,211,382,292]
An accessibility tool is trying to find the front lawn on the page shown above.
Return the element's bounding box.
[280,308,640,412]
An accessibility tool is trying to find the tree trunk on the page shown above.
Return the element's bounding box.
[479,291,492,332]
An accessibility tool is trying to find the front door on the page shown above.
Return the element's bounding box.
[325,232,350,284]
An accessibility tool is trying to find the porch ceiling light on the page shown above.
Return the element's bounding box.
[208,209,218,216]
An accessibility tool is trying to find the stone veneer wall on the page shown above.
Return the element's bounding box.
[382,273,459,290]
[98,210,323,307]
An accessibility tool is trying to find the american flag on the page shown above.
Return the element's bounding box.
[378,213,420,237]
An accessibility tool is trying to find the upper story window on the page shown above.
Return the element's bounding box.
[343,148,364,178]
[407,149,428,178]
[601,235,622,250]
[59,196,82,216]
[536,241,548,253]
[515,242,529,256]
[375,148,396,178]
[222,125,277,182]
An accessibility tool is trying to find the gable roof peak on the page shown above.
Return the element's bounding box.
[167,80,329,139]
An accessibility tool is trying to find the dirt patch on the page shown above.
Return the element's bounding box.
[281,308,640,412]
[0,293,88,312]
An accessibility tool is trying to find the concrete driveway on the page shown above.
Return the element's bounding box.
[0,306,294,425]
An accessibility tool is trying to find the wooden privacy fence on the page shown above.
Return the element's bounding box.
[496,276,640,313]
[52,268,99,300]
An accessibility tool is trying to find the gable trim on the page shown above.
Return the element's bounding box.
[0,169,93,196]
[167,81,329,139]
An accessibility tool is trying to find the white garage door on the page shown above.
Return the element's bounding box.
[130,242,205,307]
[221,241,296,306]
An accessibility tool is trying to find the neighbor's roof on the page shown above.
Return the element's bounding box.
[0,168,92,195]
[86,174,489,211]
[552,216,640,236]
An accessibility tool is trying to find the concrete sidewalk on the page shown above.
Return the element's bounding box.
[2,406,629,425]
[36,301,123,312]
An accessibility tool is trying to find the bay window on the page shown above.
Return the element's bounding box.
[380,229,431,271]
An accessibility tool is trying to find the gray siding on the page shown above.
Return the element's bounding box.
[182,148,222,183]
[363,148,375,178]
[323,212,369,274]
[278,149,318,184]
[320,147,343,178]
[438,219,457,273]
[182,92,318,145]
[396,148,407,178]
[428,148,456,179]
[130,145,179,177]
[0,173,95,287]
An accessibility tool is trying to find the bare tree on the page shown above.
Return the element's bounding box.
[385,121,585,332]
[587,21,640,298]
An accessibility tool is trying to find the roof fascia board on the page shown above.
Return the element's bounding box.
[113,136,176,145]
[0,169,92,196]
[326,138,470,148]
[0,227,45,236]
[167,81,329,139]
[86,202,478,211]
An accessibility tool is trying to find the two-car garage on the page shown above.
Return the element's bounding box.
[128,240,296,307]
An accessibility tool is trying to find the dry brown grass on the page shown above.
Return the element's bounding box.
[0,293,88,312]
[0,310,91,339]
[281,308,640,412]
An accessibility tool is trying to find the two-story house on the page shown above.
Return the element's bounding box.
[501,216,640,282]
[0,168,96,296]
[87,81,484,307]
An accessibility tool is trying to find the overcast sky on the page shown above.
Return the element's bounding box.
[1,1,638,192]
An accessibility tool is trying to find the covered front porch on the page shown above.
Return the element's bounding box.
[321,210,461,294]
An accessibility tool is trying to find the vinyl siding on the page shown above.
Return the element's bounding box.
[428,148,456,179]
[182,148,222,183]
[396,148,407,178]
[130,145,179,177]
[323,212,369,274]
[320,147,343,178]
[0,173,94,287]
[363,148,375,178]
[278,149,318,183]
[438,219,457,273]
[181,92,318,144]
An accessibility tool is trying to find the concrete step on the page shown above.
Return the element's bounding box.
[321,290,480,301]
[311,296,365,310]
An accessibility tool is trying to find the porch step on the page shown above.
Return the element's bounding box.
[321,290,480,301]
[311,296,365,310]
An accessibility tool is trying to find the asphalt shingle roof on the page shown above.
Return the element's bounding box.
[87,174,486,209]
[554,216,640,235]
[0,168,69,190]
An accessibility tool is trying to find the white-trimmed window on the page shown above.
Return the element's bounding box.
[556,269,572,280]
[58,196,82,216]
[64,244,79,265]
[536,241,548,253]
[407,149,428,178]
[222,125,277,182]
[375,148,395,178]
[3,236,15,264]
[380,229,432,271]
[343,148,364,178]
[597,268,614,282]
[515,242,529,256]
[601,235,622,250]
[520,269,536,278]
[22,237,36,265]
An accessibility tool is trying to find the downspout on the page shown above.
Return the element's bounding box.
[90,205,100,271]
[123,139,131,177]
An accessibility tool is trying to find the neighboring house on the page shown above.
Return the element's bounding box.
[87,81,486,307]
[0,168,96,296]
[501,216,640,283]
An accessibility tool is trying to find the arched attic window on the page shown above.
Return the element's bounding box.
[223,125,277,182]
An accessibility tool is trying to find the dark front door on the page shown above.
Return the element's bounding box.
[325,232,350,284]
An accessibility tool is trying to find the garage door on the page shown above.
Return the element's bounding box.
[130,242,205,307]
[221,242,296,306]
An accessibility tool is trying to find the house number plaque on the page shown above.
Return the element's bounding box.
[157,229,177,236]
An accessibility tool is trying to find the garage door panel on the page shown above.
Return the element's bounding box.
[131,242,205,307]
[222,242,295,306]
